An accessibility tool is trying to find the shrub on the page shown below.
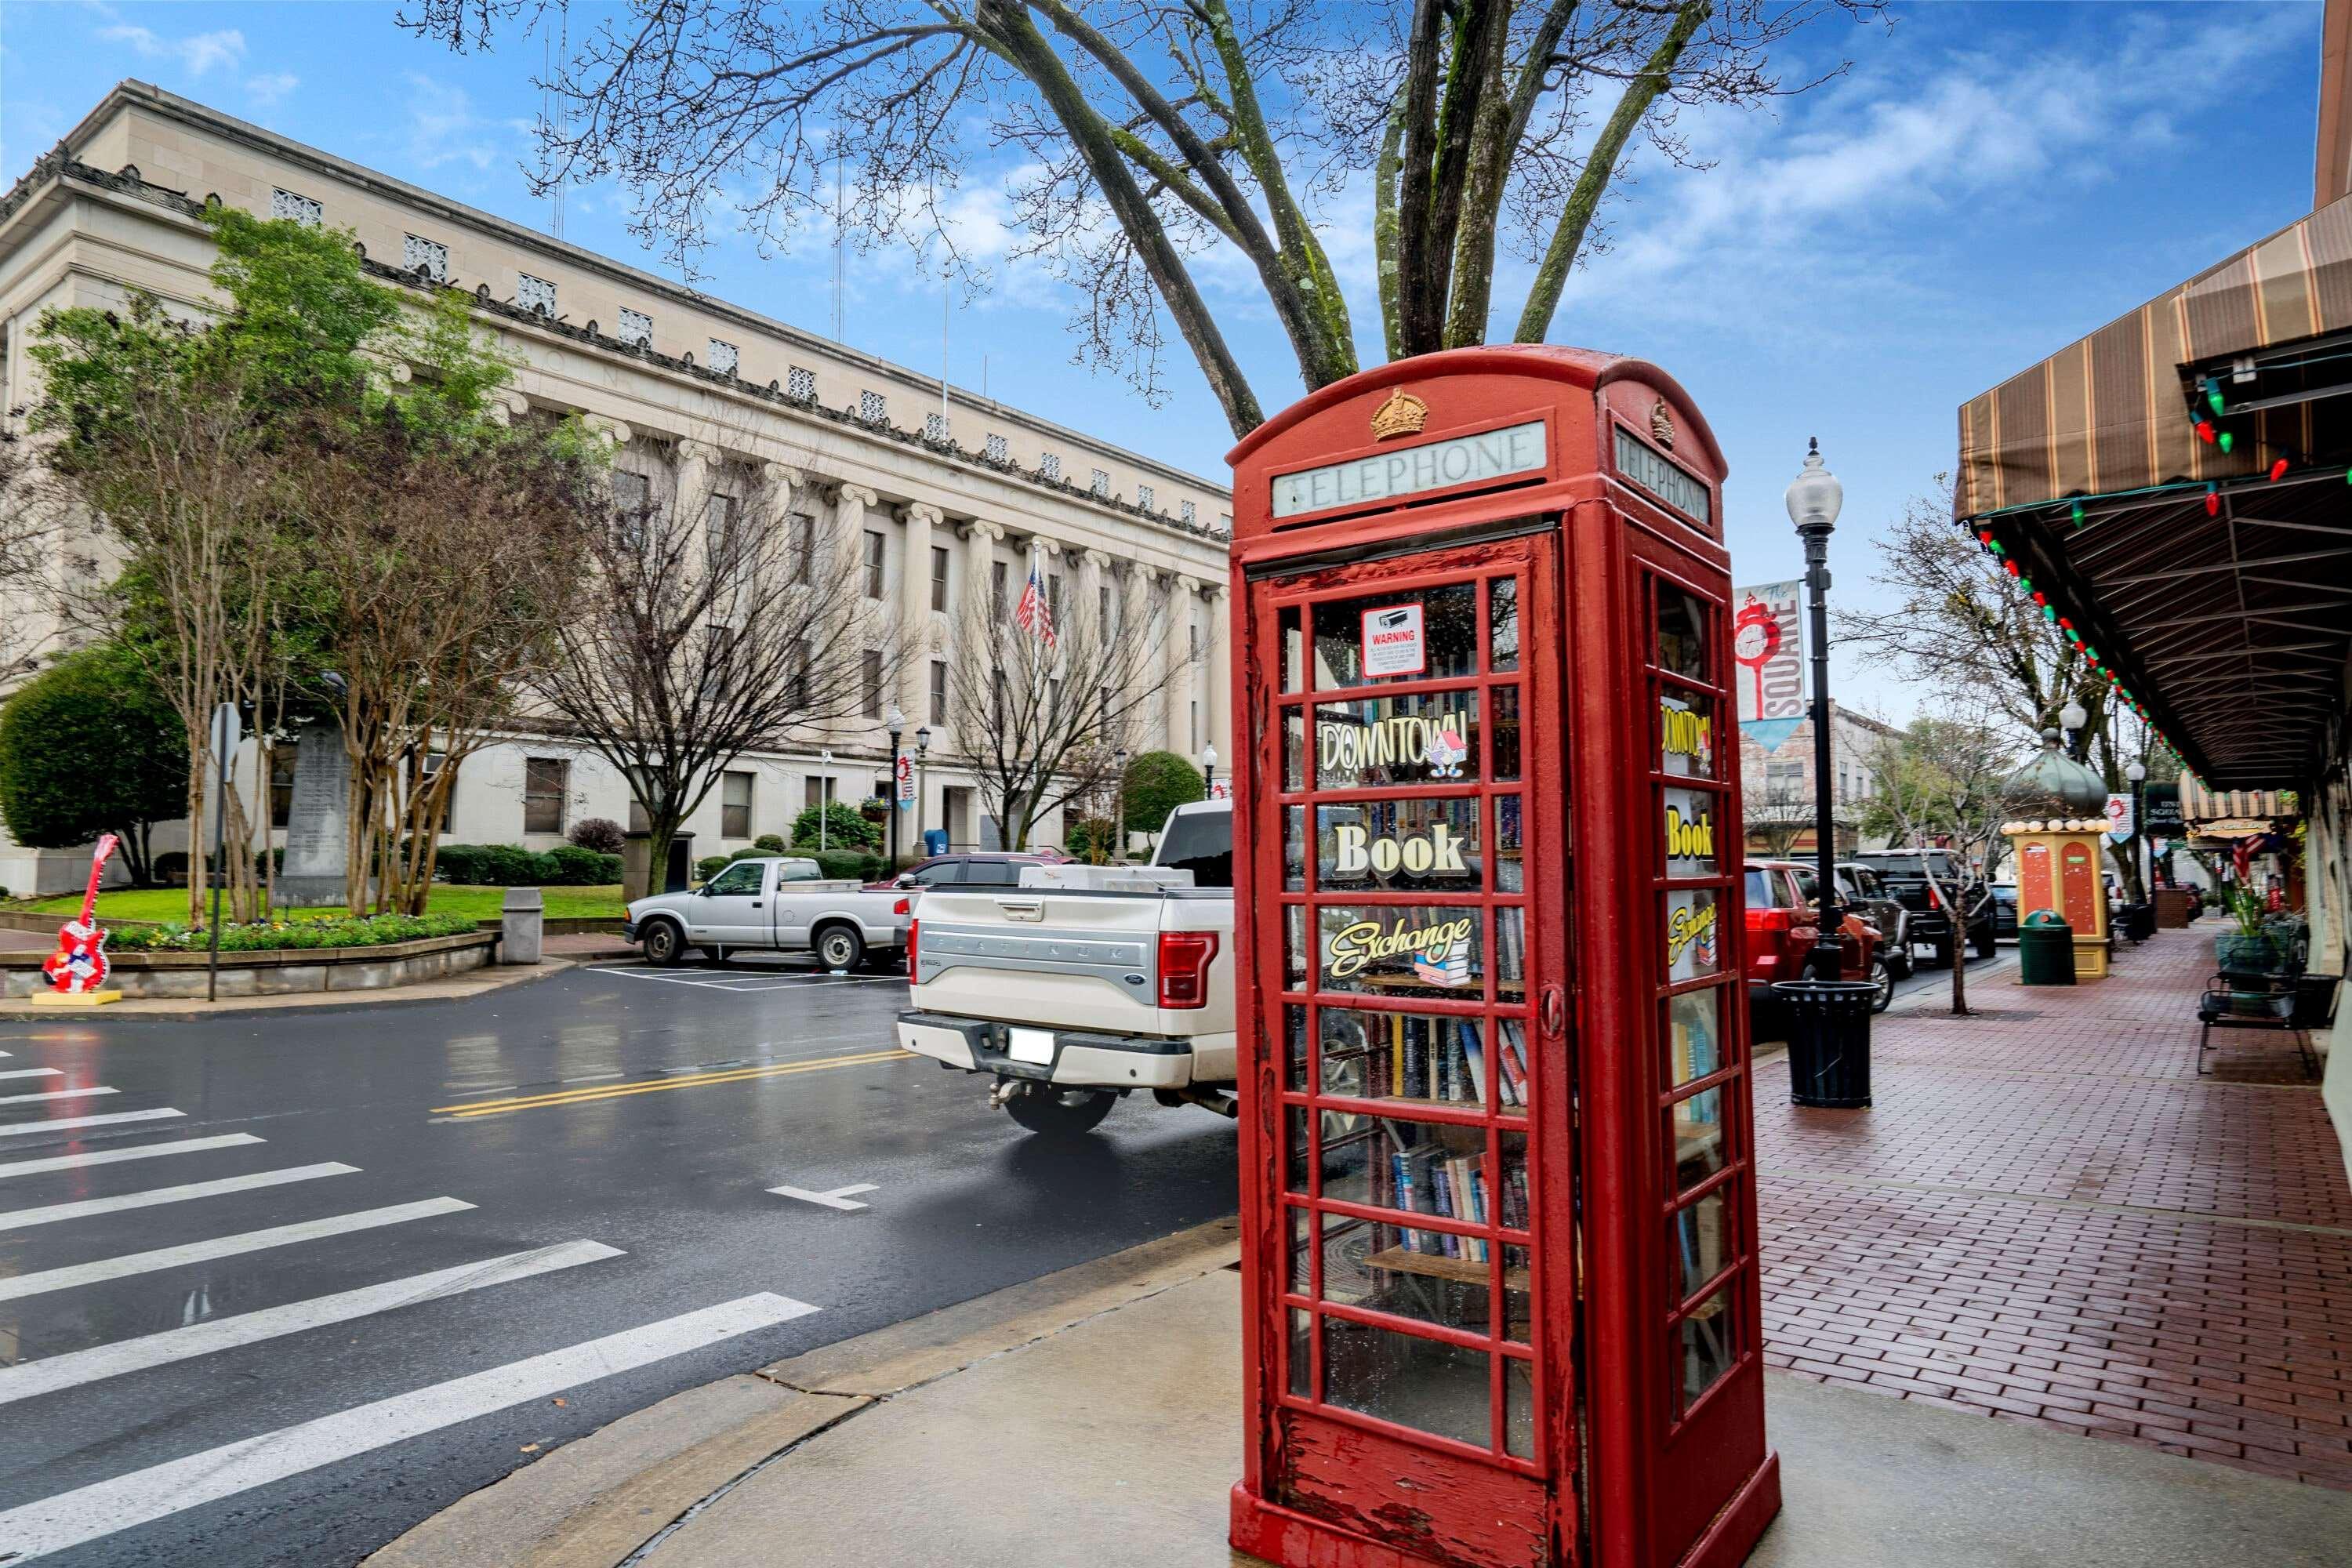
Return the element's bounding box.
[1063,816,1120,862]
[111,912,481,953]
[545,844,621,885]
[790,801,879,851]
[1122,750,1206,837]
[813,848,872,881]
[753,833,787,853]
[696,855,731,881]
[0,644,187,885]
[568,817,626,854]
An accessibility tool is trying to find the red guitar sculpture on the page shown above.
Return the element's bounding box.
[41,833,121,998]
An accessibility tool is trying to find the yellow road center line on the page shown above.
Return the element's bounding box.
[432,1049,914,1118]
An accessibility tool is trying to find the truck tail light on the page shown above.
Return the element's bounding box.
[1157,930,1218,1009]
[1755,909,1792,934]
[907,917,919,978]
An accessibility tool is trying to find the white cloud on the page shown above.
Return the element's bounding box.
[399,73,499,172]
[99,24,245,79]
[244,72,299,111]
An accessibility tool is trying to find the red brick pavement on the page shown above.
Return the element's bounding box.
[1756,931,2352,1488]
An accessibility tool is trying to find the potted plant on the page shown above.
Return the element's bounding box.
[2214,885,2277,975]
[857,795,890,824]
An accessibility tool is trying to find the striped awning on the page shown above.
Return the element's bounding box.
[1958,193,2352,515]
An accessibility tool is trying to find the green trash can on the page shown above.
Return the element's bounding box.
[2018,909,2076,985]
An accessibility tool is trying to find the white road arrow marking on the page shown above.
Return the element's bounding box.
[768,1182,879,1212]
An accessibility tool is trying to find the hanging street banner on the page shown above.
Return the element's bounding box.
[2143,782,2183,837]
[895,752,916,811]
[2106,793,2135,844]
[1731,581,1805,753]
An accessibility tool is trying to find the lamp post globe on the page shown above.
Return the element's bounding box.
[1784,438,1846,980]
[2060,699,2088,734]
[1202,743,1219,795]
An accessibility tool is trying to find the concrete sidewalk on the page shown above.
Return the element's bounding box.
[371,1218,2352,1568]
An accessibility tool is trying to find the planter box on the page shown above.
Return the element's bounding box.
[0,931,495,1000]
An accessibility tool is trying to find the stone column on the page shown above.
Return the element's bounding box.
[1073,546,1108,652]
[1205,583,1232,765]
[900,503,942,721]
[834,483,878,589]
[674,438,718,575]
[1162,573,1194,755]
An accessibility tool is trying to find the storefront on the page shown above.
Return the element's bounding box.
[1225,347,1774,1568]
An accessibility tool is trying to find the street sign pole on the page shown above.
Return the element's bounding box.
[205,703,241,1004]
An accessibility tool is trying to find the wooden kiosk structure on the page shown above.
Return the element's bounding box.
[1225,347,1778,1568]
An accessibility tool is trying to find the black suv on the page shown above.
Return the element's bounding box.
[1850,848,1998,967]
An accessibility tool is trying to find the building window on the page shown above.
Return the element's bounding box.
[863,530,886,598]
[804,775,829,813]
[992,560,1009,618]
[1138,484,1155,511]
[721,770,753,838]
[523,757,570,835]
[862,650,884,717]
[1091,467,1110,498]
[931,546,950,612]
[517,272,557,314]
[1220,513,1233,534]
[402,234,448,281]
[420,750,455,833]
[930,660,949,725]
[1040,452,1062,482]
[271,187,322,227]
[1189,620,1199,659]
[859,389,887,423]
[1048,572,1063,620]
[985,433,1010,463]
[1191,701,1200,753]
[925,412,949,442]
[790,637,812,707]
[791,514,816,584]
[707,338,739,376]
[1180,500,1197,525]
[611,470,652,549]
[706,494,739,568]
[1098,584,1111,630]
[618,307,653,347]
[270,746,298,829]
[787,365,817,401]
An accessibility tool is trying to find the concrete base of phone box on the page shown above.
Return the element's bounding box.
[1230,1452,1780,1568]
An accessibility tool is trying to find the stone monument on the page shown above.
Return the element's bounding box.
[278,723,359,906]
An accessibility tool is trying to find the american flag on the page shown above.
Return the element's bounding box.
[1014,553,1058,650]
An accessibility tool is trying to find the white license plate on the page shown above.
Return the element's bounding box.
[1006,1028,1055,1065]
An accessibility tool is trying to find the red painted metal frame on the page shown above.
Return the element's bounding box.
[1226,347,1777,1568]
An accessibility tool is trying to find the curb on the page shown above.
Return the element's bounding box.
[0,957,578,1019]
[362,1217,1243,1568]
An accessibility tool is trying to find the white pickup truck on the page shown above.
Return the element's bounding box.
[896,800,1236,1137]
[623,855,908,970]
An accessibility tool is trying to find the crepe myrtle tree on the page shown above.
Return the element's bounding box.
[535,454,905,898]
[408,0,1876,437]
[943,571,1185,851]
[1858,710,2020,1019]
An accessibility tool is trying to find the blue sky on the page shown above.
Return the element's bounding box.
[0,2,2328,714]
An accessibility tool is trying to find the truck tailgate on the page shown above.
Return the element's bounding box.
[912,887,1220,1036]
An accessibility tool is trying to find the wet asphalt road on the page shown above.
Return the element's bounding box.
[0,959,1240,1566]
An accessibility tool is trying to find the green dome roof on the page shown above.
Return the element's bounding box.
[2005,729,2107,815]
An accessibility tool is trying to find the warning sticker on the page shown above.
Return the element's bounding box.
[1361,604,1427,678]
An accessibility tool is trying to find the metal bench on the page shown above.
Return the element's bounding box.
[2196,971,2336,1079]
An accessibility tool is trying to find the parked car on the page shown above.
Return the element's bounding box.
[1849,848,1998,967]
[1835,862,1913,981]
[1745,860,1888,1024]
[1988,879,2020,940]
[897,800,1236,1137]
[867,852,1061,891]
[624,856,909,970]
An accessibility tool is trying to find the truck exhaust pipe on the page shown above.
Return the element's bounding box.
[1154,1086,1239,1118]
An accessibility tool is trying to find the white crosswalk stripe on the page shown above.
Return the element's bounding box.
[0,1108,183,1138]
[0,1198,474,1302]
[0,1134,265,1181]
[0,1240,626,1406]
[0,1162,358,1232]
[0,1068,64,1081]
[0,1085,116,1106]
[0,1294,818,1562]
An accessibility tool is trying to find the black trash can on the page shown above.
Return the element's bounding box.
[2017,909,2075,985]
[1771,979,1877,1109]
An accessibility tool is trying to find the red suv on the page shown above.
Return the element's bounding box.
[1744,860,1889,1029]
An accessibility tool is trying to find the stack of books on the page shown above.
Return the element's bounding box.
[1372,1015,1531,1109]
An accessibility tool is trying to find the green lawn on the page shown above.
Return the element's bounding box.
[24,884,626,924]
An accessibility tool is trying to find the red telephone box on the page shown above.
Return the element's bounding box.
[1225,347,1777,1568]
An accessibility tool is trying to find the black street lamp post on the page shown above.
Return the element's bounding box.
[884,705,905,873]
[913,725,932,855]
[1785,438,1846,982]
[2126,757,2148,902]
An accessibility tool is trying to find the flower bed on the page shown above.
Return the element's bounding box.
[110,913,480,953]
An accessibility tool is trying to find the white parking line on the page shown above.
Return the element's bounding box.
[0,1198,474,1303]
[0,1109,183,1139]
[0,1293,817,1562]
[0,1134,265,1182]
[0,1163,358,1233]
[0,1240,625,1407]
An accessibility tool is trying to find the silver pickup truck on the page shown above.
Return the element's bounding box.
[623,855,908,970]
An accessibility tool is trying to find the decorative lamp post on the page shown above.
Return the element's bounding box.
[2126,758,2148,901]
[1784,438,1846,980]
[884,705,906,872]
[1201,742,1219,797]
[913,725,932,854]
[1113,746,1131,862]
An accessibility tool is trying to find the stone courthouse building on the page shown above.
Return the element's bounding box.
[0,82,1234,892]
